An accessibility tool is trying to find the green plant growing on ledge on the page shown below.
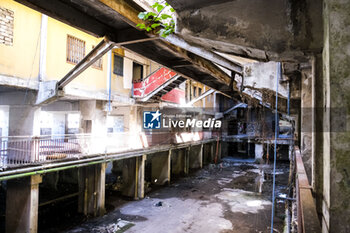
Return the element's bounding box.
[136,0,175,38]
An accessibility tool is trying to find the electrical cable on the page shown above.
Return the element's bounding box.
[270,62,280,233]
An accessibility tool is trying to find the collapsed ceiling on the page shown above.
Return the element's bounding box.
[15,0,313,113]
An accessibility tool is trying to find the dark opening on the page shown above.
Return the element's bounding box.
[133,62,143,82]
[113,54,124,76]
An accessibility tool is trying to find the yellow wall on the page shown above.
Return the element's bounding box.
[0,0,162,99]
[0,0,41,79]
[189,81,213,108]
[45,17,107,91]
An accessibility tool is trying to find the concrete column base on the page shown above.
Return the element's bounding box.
[6,174,42,233]
[78,163,106,217]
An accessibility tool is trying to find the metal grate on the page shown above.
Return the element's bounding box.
[66,35,85,64]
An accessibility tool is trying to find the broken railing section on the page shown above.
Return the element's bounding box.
[294,146,321,233]
[0,131,213,168]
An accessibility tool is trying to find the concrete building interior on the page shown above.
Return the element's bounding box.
[0,0,349,232]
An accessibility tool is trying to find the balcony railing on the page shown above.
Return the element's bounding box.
[0,131,214,169]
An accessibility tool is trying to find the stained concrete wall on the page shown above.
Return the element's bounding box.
[322,1,350,232]
[300,66,313,185]
[172,0,323,60]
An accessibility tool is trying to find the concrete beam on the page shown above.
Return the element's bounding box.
[187,89,215,106]
[156,41,233,87]
[99,0,144,27]
[163,34,243,74]
[6,175,42,233]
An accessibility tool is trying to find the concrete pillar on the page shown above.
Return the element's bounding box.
[189,144,203,169]
[79,100,107,154]
[255,144,263,163]
[211,142,215,163]
[217,140,222,161]
[6,174,42,233]
[221,141,228,158]
[8,106,40,136]
[151,150,171,185]
[184,147,190,175]
[122,155,145,199]
[322,1,350,232]
[300,65,314,186]
[203,143,211,165]
[171,149,185,176]
[78,163,106,217]
[137,155,146,199]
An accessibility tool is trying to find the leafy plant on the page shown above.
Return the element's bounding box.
[136,1,175,38]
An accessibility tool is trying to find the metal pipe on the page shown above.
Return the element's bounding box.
[0,139,216,180]
[270,62,280,233]
[58,37,115,88]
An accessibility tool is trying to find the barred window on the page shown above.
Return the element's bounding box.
[113,54,124,76]
[66,35,85,64]
[91,45,103,70]
[0,7,14,46]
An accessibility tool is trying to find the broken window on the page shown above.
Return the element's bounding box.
[198,87,202,96]
[66,35,85,64]
[193,86,197,97]
[133,62,143,82]
[91,45,103,70]
[113,54,124,76]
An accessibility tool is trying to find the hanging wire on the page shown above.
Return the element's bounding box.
[270,62,280,233]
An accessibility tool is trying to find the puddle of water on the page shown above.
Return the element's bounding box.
[215,188,271,214]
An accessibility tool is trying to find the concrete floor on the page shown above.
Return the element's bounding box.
[66,158,289,233]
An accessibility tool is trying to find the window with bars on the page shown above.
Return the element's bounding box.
[91,45,103,70]
[66,35,85,64]
[113,54,124,76]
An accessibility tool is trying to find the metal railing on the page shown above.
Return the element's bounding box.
[0,131,214,169]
